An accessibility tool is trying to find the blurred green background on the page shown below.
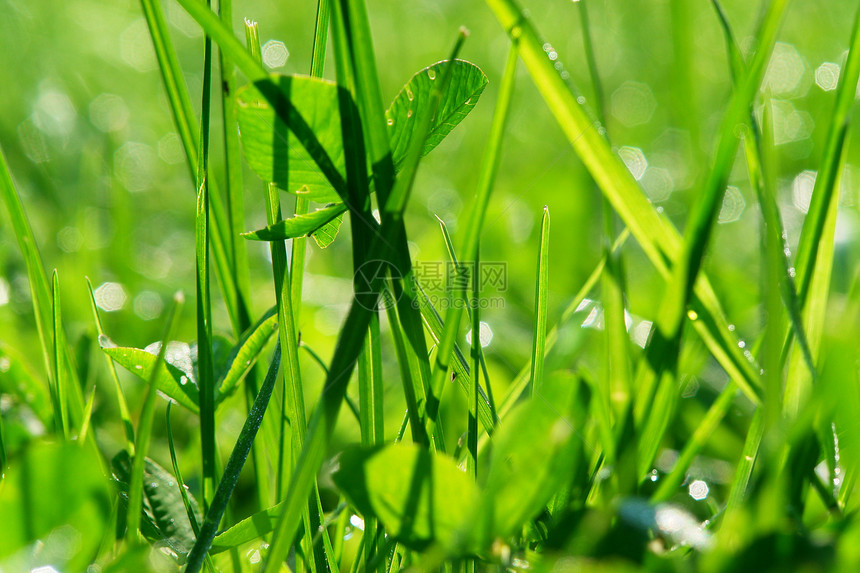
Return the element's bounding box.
[1,0,859,516]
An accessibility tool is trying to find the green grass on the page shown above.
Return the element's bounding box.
[2,0,860,571]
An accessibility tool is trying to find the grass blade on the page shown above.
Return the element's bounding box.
[138,0,244,334]
[185,343,282,572]
[126,292,184,543]
[425,42,518,443]
[529,207,550,398]
[482,0,762,405]
[87,278,135,451]
[0,145,53,382]
[262,35,469,573]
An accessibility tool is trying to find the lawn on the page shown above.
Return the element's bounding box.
[1,0,860,571]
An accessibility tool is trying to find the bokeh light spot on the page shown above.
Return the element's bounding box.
[611,81,657,127]
[618,146,648,181]
[94,282,128,312]
[262,40,289,69]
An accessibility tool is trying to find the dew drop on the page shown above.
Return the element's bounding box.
[687,310,698,321]
[135,364,143,370]
[406,87,414,101]
[407,110,413,118]
[427,69,437,80]
[386,118,394,126]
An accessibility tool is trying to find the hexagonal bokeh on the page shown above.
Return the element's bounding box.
[262,40,289,69]
[618,146,648,181]
[611,81,657,127]
[763,42,810,98]
[792,170,817,213]
[718,186,745,223]
[815,62,840,92]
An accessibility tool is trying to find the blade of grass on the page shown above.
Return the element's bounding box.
[218,0,252,335]
[529,207,550,398]
[262,37,468,573]
[291,0,332,315]
[424,42,518,444]
[185,343,282,572]
[244,23,332,573]
[87,278,135,452]
[51,271,69,438]
[0,144,54,382]
[195,4,217,507]
[482,0,762,405]
[77,384,97,445]
[126,292,184,544]
[358,316,384,571]
[138,0,244,334]
[435,216,496,420]
[792,9,860,307]
[332,0,442,452]
[783,6,860,417]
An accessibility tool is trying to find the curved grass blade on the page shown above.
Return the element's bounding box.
[184,343,281,572]
[215,306,278,404]
[262,36,469,573]
[138,0,245,334]
[126,292,185,544]
[482,0,762,405]
[529,206,550,398]
[435,216,497,419]
[243,203,348,242]
[87,277,136,451]
[0,145,53,381]
[386,60,488,168]
[424,42,518,444]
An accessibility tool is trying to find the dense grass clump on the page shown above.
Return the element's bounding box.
[2,0,860,571]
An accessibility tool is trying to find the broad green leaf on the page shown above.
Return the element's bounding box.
[211,502,284,553]
[236,75,346,203]
[101,345,199,413]
[0,441,111,571]
[311,209,345,248]
[242,202,348,244]
[112,450,202,559]
[477,394,580,544]
[332,442,479,552]
[386,59,488,168]
[216,307,278,403]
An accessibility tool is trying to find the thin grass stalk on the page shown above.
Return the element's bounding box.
[425,42,518,442]
[291,0,331,314]
[51,272,70,438]
[138,0,245,333]
[126,292,184,543]
[576,0,633,429]
[218,0,251,335]
[467,248,481,480]
[185,344,283,572]
[243,24,327,573]
[482,0,762,405]
[529,207,550,398]
[334,0,440,451]
[87,278,136,452]
[436,216,496,422]
[262,39,467,573]
[0,145,54,382]
[196,5,218,507]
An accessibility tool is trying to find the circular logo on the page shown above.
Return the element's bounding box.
[353,259,403,311]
